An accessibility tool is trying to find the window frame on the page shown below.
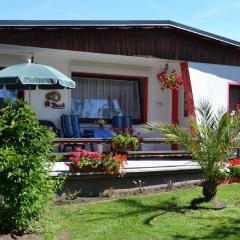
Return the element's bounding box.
[228,82,240,112]
[71,72,148,124]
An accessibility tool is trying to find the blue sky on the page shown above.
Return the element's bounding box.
[1,0,240,41]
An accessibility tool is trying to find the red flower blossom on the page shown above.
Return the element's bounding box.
[228,159,240,166]
[235,104,240,110]
[157,68,183,91]
[68,149,127,175]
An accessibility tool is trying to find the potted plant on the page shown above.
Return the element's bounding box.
[157,64,183,91]
[101,153,127,174]
[68,149,103,172]
[142,101,240,209]
[112,129,140,152]
[67,149,127,174]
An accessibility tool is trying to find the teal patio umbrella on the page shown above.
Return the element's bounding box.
[0,60,75,90]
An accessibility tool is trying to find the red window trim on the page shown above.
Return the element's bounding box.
[228,82,240,112]
[180,61,197,140]
[180,61,196,118]
[171,89,178,150]
[143,77,148,123]
[71,72,148,123]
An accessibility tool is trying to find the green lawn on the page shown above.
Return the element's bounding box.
[44,184,240,240]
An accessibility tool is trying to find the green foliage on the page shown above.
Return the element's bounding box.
[0,100,54,156]
[218,170,231,179]
[112,133,139,151]
[0,100,62,233]
[218,160,240,179]
[142,101,240,200]
[230,166,240,178]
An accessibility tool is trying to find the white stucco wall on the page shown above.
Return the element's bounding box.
[189,62,240,114]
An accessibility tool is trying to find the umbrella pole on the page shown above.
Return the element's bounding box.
[29,58,32,104]
[28,89,31,104]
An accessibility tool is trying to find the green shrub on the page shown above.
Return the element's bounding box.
[0,100,62,233]
[218,170,230,179]
[230,166,240,178]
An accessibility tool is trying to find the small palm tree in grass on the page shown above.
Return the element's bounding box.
[142,101,240,206]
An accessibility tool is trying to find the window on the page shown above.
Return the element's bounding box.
[71,74,146,123]
[229,84,240,112]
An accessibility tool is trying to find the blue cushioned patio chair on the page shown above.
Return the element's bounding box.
[61,114,73,138]
[61,114,90,152]
[71,115,82,138]
[112,116,123,133]
[122,116,132,133]
[112,116,132,134]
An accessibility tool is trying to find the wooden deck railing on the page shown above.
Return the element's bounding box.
[52,137,239,161]
[53,137,192,158]
[54,137,168,144]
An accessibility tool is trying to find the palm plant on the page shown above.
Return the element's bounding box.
[142,101,240,203]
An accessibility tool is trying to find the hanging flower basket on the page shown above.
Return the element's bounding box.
[157,64,183,91]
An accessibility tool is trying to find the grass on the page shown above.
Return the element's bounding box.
[44,184,240,240]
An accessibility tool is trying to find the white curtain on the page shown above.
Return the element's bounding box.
[71,77,141,120]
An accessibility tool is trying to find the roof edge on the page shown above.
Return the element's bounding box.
[0,20,239,48]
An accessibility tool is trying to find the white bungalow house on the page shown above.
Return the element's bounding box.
[2,20,240,194]
[0,20,240,151]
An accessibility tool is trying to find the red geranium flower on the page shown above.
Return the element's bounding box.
[228,159,240,166]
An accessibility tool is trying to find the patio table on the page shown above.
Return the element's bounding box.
[82,129,113,139]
